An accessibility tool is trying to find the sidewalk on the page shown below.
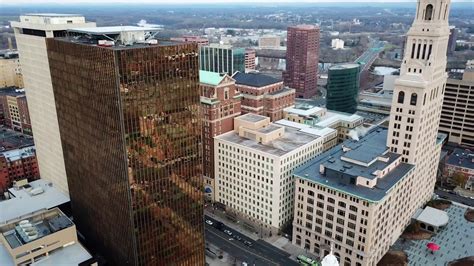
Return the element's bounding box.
[264,235,310,261]
[205,208,259,241]
[454,187,474,198]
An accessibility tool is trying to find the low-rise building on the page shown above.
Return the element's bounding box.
[170,36,209,46]
[0,147,39,193]
[331,39,344,50]
[0,51,23,88]
[0,208,93,266]
[0,179,70,224]
[200,71,242,201]
[0,88,31,135]
[214,114,324,235]
[283,104,364,142]
[233,72,295,121]
[444,148,474,190]
[258,36,281,49]
[0,127,34,152]
[292,128,416,266]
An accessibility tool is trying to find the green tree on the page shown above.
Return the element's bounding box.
[452,172,469,188]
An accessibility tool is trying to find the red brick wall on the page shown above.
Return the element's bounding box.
[0,154,40,193]
[284,25,320,99]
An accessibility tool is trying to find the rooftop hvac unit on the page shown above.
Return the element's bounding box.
[19,220,30,227]
[147,39,158,45]
[30,187,44,196]
[98,40,115,47]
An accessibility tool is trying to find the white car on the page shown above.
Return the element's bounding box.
[205,220,213,226]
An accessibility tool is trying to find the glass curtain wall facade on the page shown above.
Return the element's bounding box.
[199,45,245,75]
[46,39,204,265]
[326,63,360,114]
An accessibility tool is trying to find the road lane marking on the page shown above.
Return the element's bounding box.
[205,228,278,265]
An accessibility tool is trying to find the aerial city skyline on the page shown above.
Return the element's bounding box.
[0,0,473,265]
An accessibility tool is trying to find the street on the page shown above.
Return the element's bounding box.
[435,189,474,207]
[205,215,299,266]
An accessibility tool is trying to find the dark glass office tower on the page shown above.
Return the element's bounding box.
[46,27,204,265]
[326,63,360,114]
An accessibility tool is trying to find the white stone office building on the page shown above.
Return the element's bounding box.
[11,14,96,194]
[292,0,451,265]
[214,114,324,234]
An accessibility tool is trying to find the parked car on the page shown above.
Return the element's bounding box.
[224,229,233,236]
[205,220,213,226]
[234,235,242,241]
[243,240,253,247]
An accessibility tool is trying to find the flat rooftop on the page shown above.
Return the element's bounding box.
[329,63,360,70]
[24,13,81,17]
[216,124,320,157]
[0,179,70,224]
[295,128,414,202]
[68,26,159,35]
[0,87,25,97]
[2,212,73,249]
[238,113,268,123]
[446,148,473,169]
[0,127,34,152]
[233,71,282,88]
[274,119,336,138]
[1,147,35,161]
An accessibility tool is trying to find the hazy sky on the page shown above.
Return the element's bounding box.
[4,0,469,5]
[3,0,422,4]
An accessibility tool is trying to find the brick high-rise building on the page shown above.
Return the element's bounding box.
[199,70,242,201]
[46,27,204,265]
[284,25,320,99]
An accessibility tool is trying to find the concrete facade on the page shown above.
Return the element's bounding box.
[439,62,474,147]
[11,14,96,194]
[244,48,256,72]
[214,114,324,234]
[0,55,23,88]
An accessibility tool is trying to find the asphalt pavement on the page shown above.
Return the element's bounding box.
[435,189,474,207]
[204,215,299,266]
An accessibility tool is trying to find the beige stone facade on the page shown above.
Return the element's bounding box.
[0,57,23,88]
[214,114,324,234]
[11,14,96,194]
[291,1,451,265]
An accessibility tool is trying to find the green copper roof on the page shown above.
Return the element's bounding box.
[199,70,225,86]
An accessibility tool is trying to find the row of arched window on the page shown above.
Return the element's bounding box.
[397,91,418,106]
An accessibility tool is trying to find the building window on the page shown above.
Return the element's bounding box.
[410,93,417,105]
[425,4,433,21]
[398,91,405,104]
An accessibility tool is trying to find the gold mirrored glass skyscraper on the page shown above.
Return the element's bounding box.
[46,27,204,265]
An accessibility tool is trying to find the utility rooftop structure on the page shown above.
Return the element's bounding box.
[295,128,414,202]
[0,179,69,224]
[0,208,92,266]
[65,26,162,47]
